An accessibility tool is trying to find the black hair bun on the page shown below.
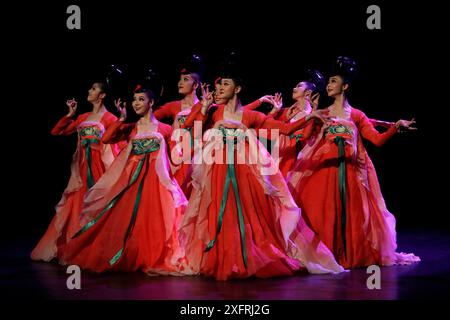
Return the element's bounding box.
[306,68,326,95]
[180,54,205,78]
[216,51,244,87]
[105,64,127,97]
[332,56,357,84]
[133,67,164,102]
[336,56,357,74]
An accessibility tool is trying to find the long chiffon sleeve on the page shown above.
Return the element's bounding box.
[274,108,290,122]
[243,99,262,111]
[51,115,83,135]
[356,110,397,147]
[299,119,315,141]
[154,102,179,121]
[182,102,206,128]
[250,110,311,136]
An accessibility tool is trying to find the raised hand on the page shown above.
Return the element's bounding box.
[258,94,275,104]
[200,83,214,114]
[115,98,127,121]
[66,98,78,117]
[307,108,330,123]
[268,93,283,114]
[395,118,417,131]
[309,92,320,111]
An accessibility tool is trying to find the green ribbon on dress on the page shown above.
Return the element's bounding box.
[72,139,160,250]
[334,136,347,257]
[185,127,194,150]
[178,116,194,149]
[71,154,146,239]
[290,133,303,155]
[81,138,100,189]
[109,153,150,266]
[205,130,248,268]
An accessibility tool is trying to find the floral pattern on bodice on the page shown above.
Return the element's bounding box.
[78,121,105,144]
[324,122,354,141]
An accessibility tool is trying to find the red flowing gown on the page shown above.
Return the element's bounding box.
[59,121,187,274]
[31,112,121,262]
[154,101,202,199]
[274,108,314,177]
[287,107,420,268]
[180,106,344,280]
[154,100,264,198]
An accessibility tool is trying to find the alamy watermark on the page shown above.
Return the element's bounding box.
[66,5,380,31]
[367,5,381,30]
[366,265,381,289]
[66,265,81,290]
[66,5,81,30]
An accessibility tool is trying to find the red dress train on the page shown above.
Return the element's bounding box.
[31,112,121,262]
[180,106,344,280]
[59,121,187,274]
[287,107,420,268]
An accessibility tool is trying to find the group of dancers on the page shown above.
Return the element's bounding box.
[31,54,420,281]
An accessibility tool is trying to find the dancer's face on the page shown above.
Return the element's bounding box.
[214,81,228,104]
[292,82,310,100]
[132,93,153,116]
[326,76,348,97]
[178,74,197,95]
[216,78,241,100]
[87,83,105,103]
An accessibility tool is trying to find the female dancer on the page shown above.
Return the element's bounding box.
[179,66,344,280]
[59,82,187,274]
[153,55,204,198]
[31,81,121,262]
[272,71,324,177]
[262,70,392,177]
[287,56,420,268]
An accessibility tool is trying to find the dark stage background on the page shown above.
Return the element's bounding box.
[2,0,448,242]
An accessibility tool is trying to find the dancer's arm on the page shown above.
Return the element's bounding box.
[369,118,395,128]
[154,102,177,121]
[51,99,82,135]
[102,99,134,143]
[254,109,328,136]
[358,111,398,147]
[183,83,214,128]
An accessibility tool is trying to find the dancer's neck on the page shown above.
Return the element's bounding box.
[224,96,242,113]
[181,91,199,108]
[91,102,106,114]
[294,98,312,112]
[140,110,158,125]
[331,94,349,110]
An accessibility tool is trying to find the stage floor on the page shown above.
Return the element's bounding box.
[1,230,449,300]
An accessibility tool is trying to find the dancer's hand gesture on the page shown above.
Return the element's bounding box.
[395,118,417,132]
[258,95,274,104]
[115,98,127,121]
[309,92,320,111]
[66,98,78,117]
[200,83,214,115]
[268,93,283,114]
[307,109,330,123]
